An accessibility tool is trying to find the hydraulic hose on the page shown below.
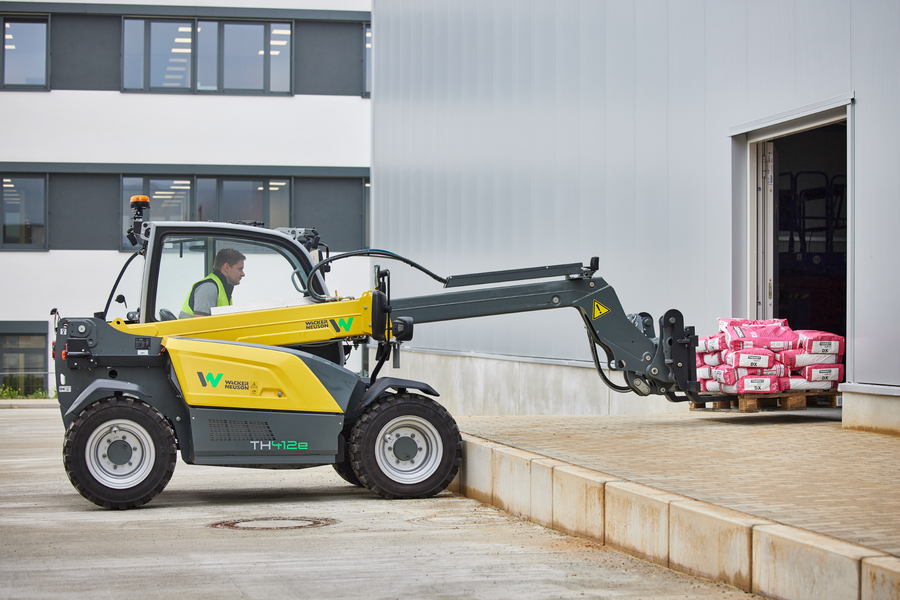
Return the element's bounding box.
[306,248,448,302]
[586,328,633,394]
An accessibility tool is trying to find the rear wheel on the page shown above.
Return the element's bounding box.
[332,435,363,487]
[63,397,176,509]
[350,394,461,499]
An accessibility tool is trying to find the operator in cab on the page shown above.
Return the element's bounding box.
[179,248,246,318]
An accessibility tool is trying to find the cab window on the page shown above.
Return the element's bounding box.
[153,233,310,322]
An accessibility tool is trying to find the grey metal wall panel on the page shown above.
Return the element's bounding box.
[49,14,121,91]
[850,0,900,385]
[48,174,120,250]
[293,178,365,251]
[294,21,365,96]
[372,0,863,366]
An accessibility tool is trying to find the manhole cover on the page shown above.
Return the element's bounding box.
[408,511,510,528]
[209,517,338,530]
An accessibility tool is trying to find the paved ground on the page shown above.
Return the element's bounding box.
[458,406,900,558]
[0,408,760,599]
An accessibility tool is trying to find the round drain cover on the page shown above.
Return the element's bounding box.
[408,511,510,528]
[209,517,338,530]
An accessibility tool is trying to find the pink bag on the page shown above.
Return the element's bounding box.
[760,363,789,377]
[796,330,845,355]
[718,317,788,332]
[801,364,844,382]
[778,349,841,369]
[697,366,715,380]
[723,324,799,351]
[722,348,776,368]
[712,366,764,385]
[779,377,839,391]
[702,352,724,367]
[736,375,780,393]
[705,380,737,394]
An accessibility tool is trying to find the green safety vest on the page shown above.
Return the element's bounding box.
[180,273,232,317]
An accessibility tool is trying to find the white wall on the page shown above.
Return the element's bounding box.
[16,0,371,10]
[1,91,371,168]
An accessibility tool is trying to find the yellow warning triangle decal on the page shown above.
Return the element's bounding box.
[593,300,610,320]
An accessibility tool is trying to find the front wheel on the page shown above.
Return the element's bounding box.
[63,397,176,509]
[350,394,461,499]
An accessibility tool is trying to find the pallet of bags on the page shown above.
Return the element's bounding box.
[693,321,845,411]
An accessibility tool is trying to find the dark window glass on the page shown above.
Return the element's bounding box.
[270,23,291,93]
[364,24,372,96]
[269,180,290,227]
[197,178,217,221]
[151,21,192,89]
[122,18,292,94]
[150,178,191,220]
[1,176,45,247]
[122,19,144,89]
[0,333,47,396]
[222,179,264,221]
[223,23,264,91]
[122,176,290,249]
[197,21,218,91]
[3,19,47,87]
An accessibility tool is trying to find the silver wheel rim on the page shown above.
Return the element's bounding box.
[84,419,155,489]
[374,415,443,484]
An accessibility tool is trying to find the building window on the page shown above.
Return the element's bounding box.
[0,324,47,397]
[1,18,48,89]
[1,175,46,248]
[123,19,292,94]
[122,176,290,249]
[364,23,372,97]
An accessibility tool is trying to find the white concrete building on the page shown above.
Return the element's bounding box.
[0,0,372,394]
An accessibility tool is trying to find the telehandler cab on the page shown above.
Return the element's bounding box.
[52,196,699,509]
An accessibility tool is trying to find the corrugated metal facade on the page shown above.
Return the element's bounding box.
[372,0,898,388]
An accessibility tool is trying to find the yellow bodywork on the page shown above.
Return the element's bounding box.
[165,337,343,413]
[109,292,377,346]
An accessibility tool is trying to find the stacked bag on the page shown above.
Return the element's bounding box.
[696,318,844,394]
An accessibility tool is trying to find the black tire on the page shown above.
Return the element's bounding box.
[349,394,461,499]
[332,456,363,487]
[63,397,176,509]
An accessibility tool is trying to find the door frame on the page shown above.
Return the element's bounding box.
[740,103,851,322]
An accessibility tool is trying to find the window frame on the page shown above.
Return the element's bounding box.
[1,16,50,91]
[1,173,49,251]
[121,17,293,95]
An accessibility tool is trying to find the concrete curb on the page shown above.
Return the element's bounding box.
[457,433,899,599]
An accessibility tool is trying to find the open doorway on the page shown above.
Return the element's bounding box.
[756,122,847,337]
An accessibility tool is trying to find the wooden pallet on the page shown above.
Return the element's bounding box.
[691,391,841,413]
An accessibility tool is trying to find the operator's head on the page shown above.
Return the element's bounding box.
[215,248,246,286]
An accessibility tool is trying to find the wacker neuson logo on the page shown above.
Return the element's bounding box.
[197,372,256,393]
[198,372,223,387]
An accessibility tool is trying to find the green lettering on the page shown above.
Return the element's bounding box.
[206,373,223,388]
[338,317,354,332]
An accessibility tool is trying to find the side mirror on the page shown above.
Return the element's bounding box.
[392,317,414,342]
